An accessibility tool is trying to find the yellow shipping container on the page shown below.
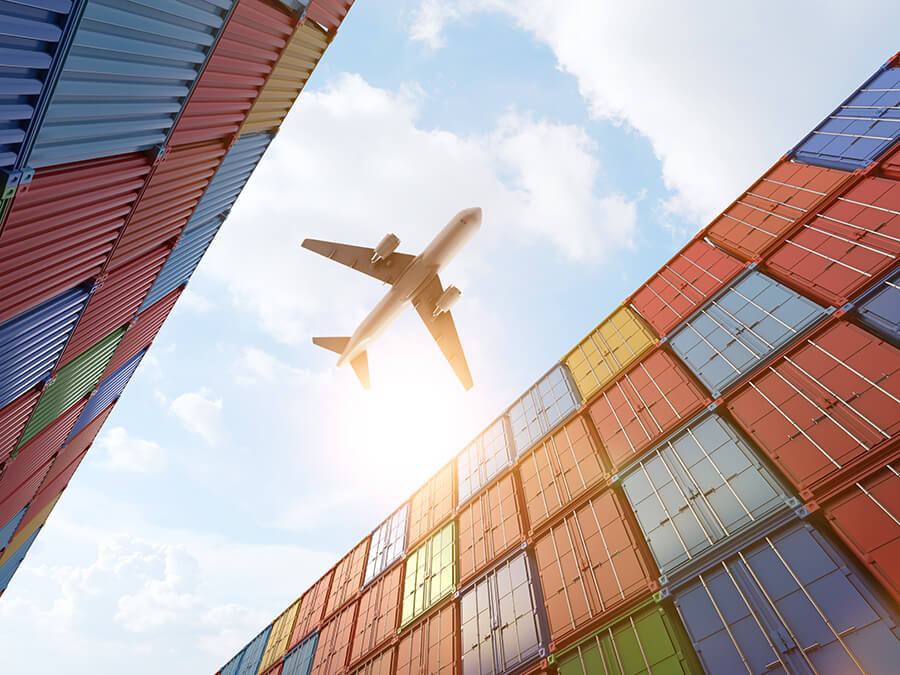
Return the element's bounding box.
[400,520,456,629]
[257,597,301,674]
[563,305,657,401]
[0,492,62,567]
[239,20,333,137]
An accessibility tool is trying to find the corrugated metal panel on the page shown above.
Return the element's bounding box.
[258,598,301,675]
[533,489,657,646]
[508,365,580,458]
[105,140,228,271]
[0,153,153,324]
[0,526,40,592]
[304,0,353,33]
[57,247,168,367]
[325,537,368,618]
[630,238,746,338]
[564,306,657,402]
[168,0,295,147]
[364,503,408,586]
[139,131,272,310]
[221,648,245,675]
[552,600,702,675]
[349,648,393,675]
[400,521,456,628]
[0,506,27,552]
[16,325,125,448]
[460,550,547,675]
[822,460,900,605]
[282,630,318,675]
[458,473,524,584]
[290,569,333,649]
[26,0,236,168]
[67,349,144,440]
[2,490,60,565]
[880,144,900,180]
[672,521,900,674]
[0,389,41,466]
[0,0,81,169]
[396,602,458,675]
[0,286,90,410]
[0,453,50,532]
[2,396,84,485]
[28,449,84,517]
[587,347,710,473]
[102,285,182,378]
[309,600,357,675]
[518,415,606,532]
[408,462,454,549]
[239,19,331,136]
[725,319,900,503]
[704,159,853,261]
[620,414,798,586]
[261,663,282,675]
[764,175,900,306]
[350,562,402,665]
[667,271,827,396]
[235,624,273,675]
[791,61,900,171]
[47,402,113,493]
[457,417,512,506]
[855,268,900,347]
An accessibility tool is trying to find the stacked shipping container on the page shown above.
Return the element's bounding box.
[0,0,351,596]
[219,51,900,675]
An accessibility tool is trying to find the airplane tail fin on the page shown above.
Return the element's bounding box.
[312,336,350,355]
[350,351,370,389]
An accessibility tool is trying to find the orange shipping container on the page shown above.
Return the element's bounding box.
[408,462,455,548]
[325,537,369,618]
[289,568,333,650]
[350,562,403,665]
[458,473,525,583]
[350,647,395,675]
[396,602,458,675]
[310,600,358,675]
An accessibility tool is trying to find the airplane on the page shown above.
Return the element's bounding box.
[301,207,482,390]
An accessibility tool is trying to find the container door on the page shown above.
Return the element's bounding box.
[458,418,511,505]
[508,365,579,457]
[856,270,900,346]
[461,574,497,675]
[494,552,544,673]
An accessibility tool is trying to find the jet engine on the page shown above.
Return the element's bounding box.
[433,286,462,317]
[371,233,400,264]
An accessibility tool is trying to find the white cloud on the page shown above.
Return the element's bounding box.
[410,0,900,222]
[95,427,166,473]
[200,73,637,345]
[177,288,213,313]
[168,389,225,446]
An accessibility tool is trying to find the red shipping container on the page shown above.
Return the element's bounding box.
[325,537,369,618]
[306,0,355,33]
[518,415,606,532]
[0,154,153,323]
[629,238,745,337]
[105,141,228,272]
[408,462,454,549]
[24,450,87,525]
[396,602,458,675]
[44,404,115,490]
[704,159,852,262]
[0,397,85,467]
[290,567,334,649]
[764,176,900,307]
[350,562,402,665]
[587,347,710,473]
[57,246,170,367]
[0,461,51,532]
[879,145,900,181]
[102,286,183,379]
[532,488,658,648]
[458,473,524,583]
[310,599,358,675]
[0,389,41,464]
[350,647,394,675]
[168,0,296,147]
[725,319,900,502]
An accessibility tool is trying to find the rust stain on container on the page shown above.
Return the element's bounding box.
[396,602,458,675]
[458,473,525,584]
[408,462,455,549]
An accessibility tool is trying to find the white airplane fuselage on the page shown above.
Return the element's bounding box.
[335,207,482,367]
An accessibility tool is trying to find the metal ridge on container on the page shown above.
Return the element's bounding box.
[395,600,458,675]
[304,0,354,33]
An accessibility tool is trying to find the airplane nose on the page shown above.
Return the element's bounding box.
[462,206,482,227]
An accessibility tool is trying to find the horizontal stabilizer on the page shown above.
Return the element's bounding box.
[313,336,350,355]
[351,351,370,389]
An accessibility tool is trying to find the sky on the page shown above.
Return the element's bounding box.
[1,1,898,672]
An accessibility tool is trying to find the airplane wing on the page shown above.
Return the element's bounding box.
[301,239,416,285]
[412,275,473,390]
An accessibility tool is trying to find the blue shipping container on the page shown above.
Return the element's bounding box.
[66,348,146,441]
[0,0,83,172]
[0,526,40,593]
[667,270,826,396]
[283,631,319,675]
[25,0,236,168]
[791,58,900,171]
[235,623,272,675]
[855,269,900,347]
[673,521,900,675]
[507,364,580,458]
[0,285,90,410]
[139,132,272,310]
[0,506,27,551]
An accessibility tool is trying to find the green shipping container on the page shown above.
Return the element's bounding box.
[400,520,457,628]
[551,600,702,675]
[17,327,127,448]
